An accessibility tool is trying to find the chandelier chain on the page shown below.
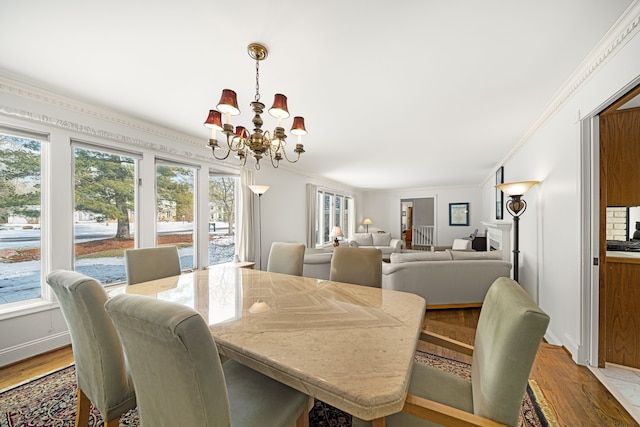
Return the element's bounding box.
[255,59,261,102]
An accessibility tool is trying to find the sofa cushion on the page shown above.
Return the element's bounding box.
[372,232,392,246]
[351,233,373,246]
[450,250,503,260]
[452,239,472,251]
[390,251,452,263]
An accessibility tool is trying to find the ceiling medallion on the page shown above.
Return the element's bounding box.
[203,43,307,169]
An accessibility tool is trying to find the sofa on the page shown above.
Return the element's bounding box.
[303,247,511,308]
[302,248,333,280]
[382,250,512,308]
[348,232,403,255]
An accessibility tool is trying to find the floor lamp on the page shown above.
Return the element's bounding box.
[495,180,539,282]
[249,185,269,270]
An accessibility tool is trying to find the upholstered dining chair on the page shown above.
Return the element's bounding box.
[267,242,306,276]
[329,246,382,287]
[46,270,136,427]
[353,277,550,427]
[124,245,181,285]
[105,293,310,427]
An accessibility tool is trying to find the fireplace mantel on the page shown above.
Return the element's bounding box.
[481,221,512,262]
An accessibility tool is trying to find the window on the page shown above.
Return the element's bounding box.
[0,131,43,304]
[316,189,354,247]
[208,175,237,265]
[156,162,197,270]
[73,144,138,285]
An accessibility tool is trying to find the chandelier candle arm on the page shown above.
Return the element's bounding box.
[203,43,308,169]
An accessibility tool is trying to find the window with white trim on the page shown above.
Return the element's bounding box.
[315,189,353,247]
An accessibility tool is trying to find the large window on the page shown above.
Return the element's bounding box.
[208,175,236,265]
[156,162,197,270]
[316,189,353,247]
[73,144,138,285]
[0,131,43,304]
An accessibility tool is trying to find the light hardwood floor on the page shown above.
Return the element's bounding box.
[1,308,638,426]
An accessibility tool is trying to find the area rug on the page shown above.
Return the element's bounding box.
[0,351,556,426]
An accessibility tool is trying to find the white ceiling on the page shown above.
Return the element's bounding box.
[0,0,635,190]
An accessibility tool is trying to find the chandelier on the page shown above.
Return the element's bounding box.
[203,43,307,169]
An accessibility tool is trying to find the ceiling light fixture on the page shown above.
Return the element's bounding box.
[203,43,308,169]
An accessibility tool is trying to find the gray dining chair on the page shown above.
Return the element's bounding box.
[353,277,550,427]
[267,242,306,276]
[124,245,181,285]
[105,293,310,427]
[46,270,136,427]
[329,246,382,287]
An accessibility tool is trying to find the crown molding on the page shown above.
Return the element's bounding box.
[0,74,243,170]
[0,73,206,148]
[484,1,640,186]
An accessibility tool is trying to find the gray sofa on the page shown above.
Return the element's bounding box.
[382,250,512,308]
[302,249,333,280]
[304,248,511,309]
[348,232,403,255]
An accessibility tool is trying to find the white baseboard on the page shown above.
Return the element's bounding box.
[0,331,70,367]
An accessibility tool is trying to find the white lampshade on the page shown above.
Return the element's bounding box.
[249,185,270,195]
[495,181,539,196]
[333,226,343,237]
[363,218,372,225]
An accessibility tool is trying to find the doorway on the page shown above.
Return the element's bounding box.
[401,197,435,249]
[598,84,640,370]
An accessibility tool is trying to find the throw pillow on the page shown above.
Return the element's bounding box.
[351,233,373,246]
[390,251,452,263]
[450,250,503,260]
[372,232,392,246]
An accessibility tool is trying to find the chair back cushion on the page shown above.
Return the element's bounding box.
[472,277,550,426]
[330,246,382,287]
[351,233,374,246]
[267,242,306,276]
[124,245,181,285]
[105,293,231,426]
[45,270,136,420]
[372,232,392,246]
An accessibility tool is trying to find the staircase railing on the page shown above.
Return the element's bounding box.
[412,225,434,247]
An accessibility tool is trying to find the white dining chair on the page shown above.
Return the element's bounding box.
[46,270,136,427]
[267,242,306,276]
[106,293,310,426]
[330,246,382,287]
[124,245,181,285]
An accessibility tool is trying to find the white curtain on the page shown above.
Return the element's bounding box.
[306,184,317,248]
[238,169,255,262]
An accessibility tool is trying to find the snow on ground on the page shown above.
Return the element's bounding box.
[0,222,235,304]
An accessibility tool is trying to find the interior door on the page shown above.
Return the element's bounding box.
[599,92,640,368]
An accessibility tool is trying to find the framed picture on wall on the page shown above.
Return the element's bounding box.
[449,202,469,226]
[496,166,504,220]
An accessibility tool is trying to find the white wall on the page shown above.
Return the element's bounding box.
[480,11,640,362]
[252,166,363,269]
[363,186,482,246]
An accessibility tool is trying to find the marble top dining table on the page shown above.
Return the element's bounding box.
[120,265,426,422]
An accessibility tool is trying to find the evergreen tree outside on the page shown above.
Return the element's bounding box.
[74,147,135,239]
[0,136,41,224]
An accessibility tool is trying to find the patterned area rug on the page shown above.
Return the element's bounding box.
[1,350,555,426]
